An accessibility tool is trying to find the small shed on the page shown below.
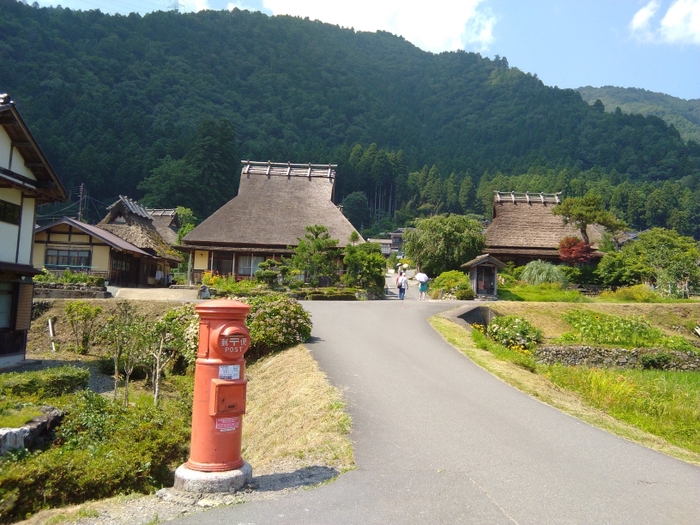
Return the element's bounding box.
[461,254,506,299]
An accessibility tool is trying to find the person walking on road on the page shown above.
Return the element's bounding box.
[415,271,429,301]
[397,271,408,300]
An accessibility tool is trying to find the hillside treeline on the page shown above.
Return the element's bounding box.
[2,0,699,232]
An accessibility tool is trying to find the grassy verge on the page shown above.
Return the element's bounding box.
[429,316,700,466]
[243,345,354,474]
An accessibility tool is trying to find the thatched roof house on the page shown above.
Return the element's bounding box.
[145,208,180,246]
[180,160,362,282]
[95,196,181,285]
[484,191,604,266]
[99,196,181,264]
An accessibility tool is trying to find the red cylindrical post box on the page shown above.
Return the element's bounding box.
[186,299,251,472]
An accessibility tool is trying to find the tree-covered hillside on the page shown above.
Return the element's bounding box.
[578,86,700,144]
[2,0,699,230]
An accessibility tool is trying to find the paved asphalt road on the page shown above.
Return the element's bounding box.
[175,280,700,524]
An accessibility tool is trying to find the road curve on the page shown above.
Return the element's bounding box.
[174,293,700,524]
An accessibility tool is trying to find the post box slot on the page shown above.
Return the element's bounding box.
[209,380,246,416]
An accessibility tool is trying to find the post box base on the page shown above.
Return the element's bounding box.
[173,461,252,493]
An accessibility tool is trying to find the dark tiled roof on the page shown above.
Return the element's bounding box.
[36,217,152,257]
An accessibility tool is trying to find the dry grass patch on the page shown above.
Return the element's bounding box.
[430,315,700,466]
[242,345,354,475]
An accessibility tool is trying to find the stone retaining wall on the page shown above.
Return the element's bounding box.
[33,283,111,299]
[0,407,63,455]
[536,345,700,371]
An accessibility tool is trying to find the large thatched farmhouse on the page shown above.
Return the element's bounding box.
[180,161,362,283]
[483,191,604,266]
[0,95,67,365]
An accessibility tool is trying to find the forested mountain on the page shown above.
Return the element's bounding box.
[2,0,700,235]
[578,86,700,144]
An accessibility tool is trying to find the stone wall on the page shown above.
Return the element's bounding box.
[0,407,63,455]
[536,345,700,372]
[33,283,111,299]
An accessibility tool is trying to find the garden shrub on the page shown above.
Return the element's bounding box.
[520,260,568,286]
[599,284,663,303]
[242,294,312,360]
[471,323,537,372]
[640,352,674,370]
[430,270,473,298]
[31,300,51,321]
[33,269,104,287]
[0,366,89,398]
[454,282,475,300]
[486,316,542,351]
[0,391,190,523]
[64,301,102,354]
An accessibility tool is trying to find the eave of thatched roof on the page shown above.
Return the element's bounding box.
[183,161,362,248]
[485,200,603,251]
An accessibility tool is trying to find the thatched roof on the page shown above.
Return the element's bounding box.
[98,196,181,263]
[0,95,67,204]
[485,192,603,252]
[145,208,180,245]
[182,161,362,249]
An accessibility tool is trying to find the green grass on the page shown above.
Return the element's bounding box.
[431,315,700,462]
[542,366,700,454]
[0,405,43,428]
[498,283,590,302]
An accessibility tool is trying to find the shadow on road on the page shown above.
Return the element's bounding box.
[252,466,340,492]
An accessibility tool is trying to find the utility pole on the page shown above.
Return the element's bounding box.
[77,183,85,222]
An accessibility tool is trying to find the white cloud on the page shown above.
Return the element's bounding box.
[660,0,700,43]
[181,0,210,12]
[630,0,659,35]
[260,0,496,53]
[630,0,700,45]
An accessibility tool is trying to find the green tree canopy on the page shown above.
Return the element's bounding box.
[553,193,626,244]
[290,225,340,286]
[403,214,485,276]
[596,228,700,297]
[341,192,371,231]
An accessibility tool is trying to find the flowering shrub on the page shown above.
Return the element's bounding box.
[486,316,542,352]
[242,294,312,359]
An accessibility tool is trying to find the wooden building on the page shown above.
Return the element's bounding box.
[97,196,182,285]
[180,161,362,282]
[483,191,604,266]
[34,217,155,287]
[461,254,506,299]
[0,95,67,366]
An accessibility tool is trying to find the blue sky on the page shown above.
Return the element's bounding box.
[35,0,700,100]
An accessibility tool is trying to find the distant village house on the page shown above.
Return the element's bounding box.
[33,197,181,287]
[483,191,604,266]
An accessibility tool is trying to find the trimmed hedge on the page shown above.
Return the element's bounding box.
[0,366,89,398]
